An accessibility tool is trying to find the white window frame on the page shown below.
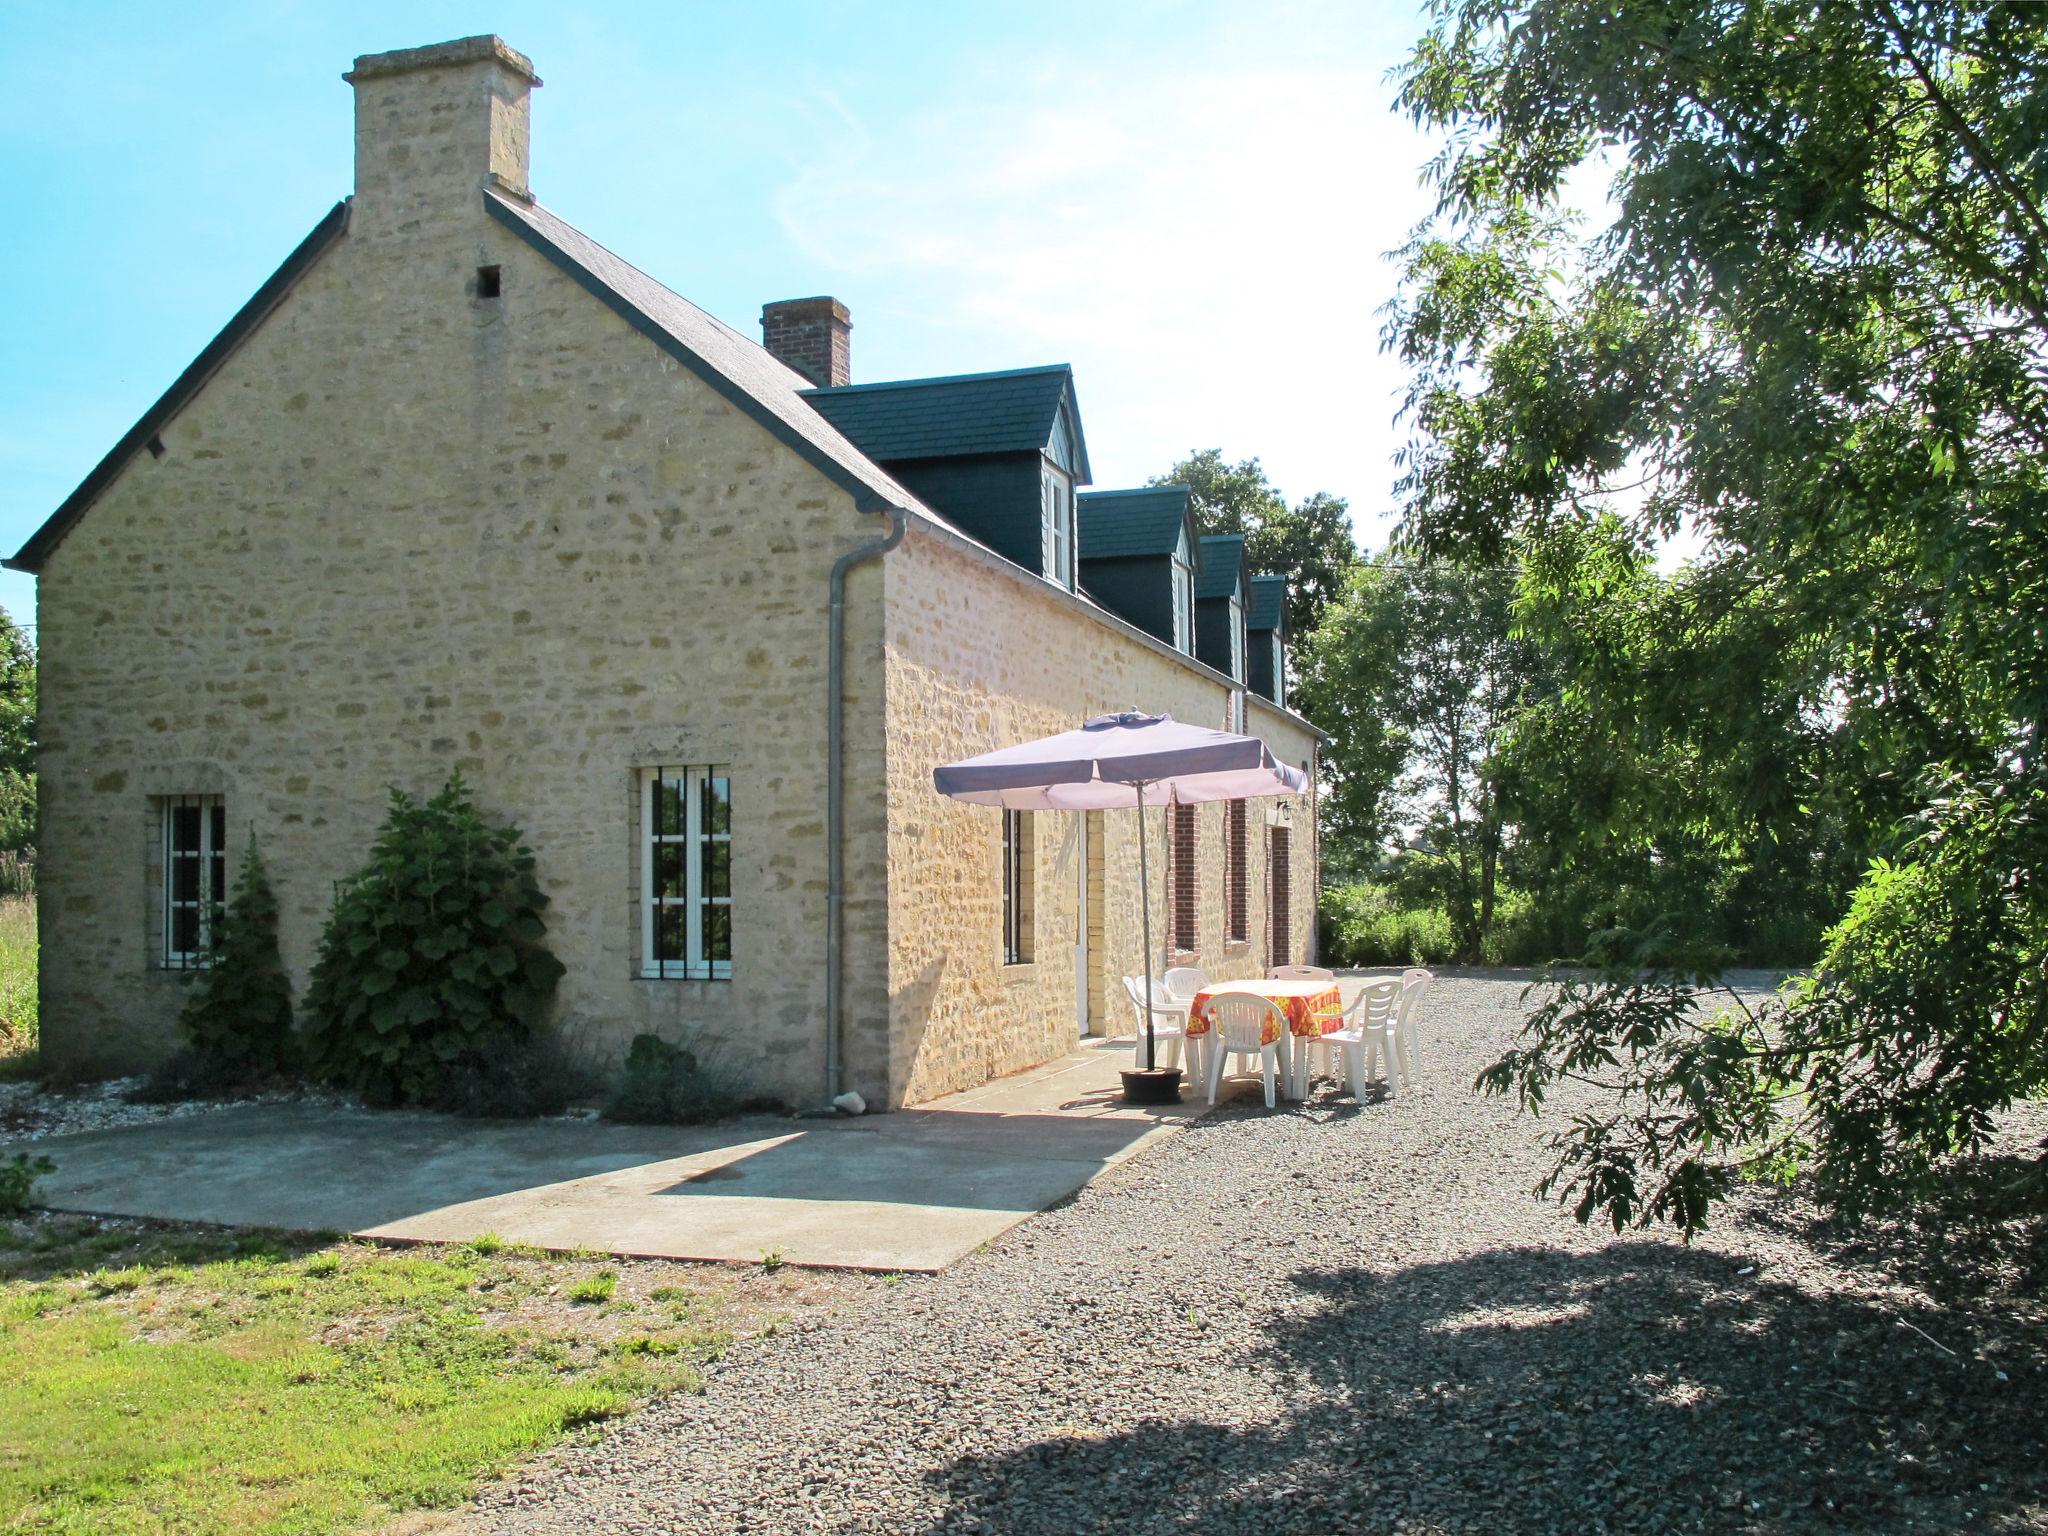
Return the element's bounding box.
[1041,462,1075,591]
[1229,596,1245,681]
[1170,531,1195,653]
[639,766,733,981]
[1273,639,1287,710]
[162,794,225,969]
[1002,809,1034,964]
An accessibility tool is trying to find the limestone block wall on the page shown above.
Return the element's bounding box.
[33,197,893,1104]
[880,528,1320,1107]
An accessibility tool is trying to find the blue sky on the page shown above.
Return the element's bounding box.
[0,1,1443,635]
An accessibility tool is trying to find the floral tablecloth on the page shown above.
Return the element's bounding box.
[1188,979,1344,1046]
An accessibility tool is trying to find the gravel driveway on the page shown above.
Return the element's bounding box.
[461,974,2047,1535]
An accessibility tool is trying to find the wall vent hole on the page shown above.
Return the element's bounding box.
[146,435,166,459]
[476,265,502,299]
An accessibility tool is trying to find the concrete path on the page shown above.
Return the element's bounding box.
[26,1039,1200,1271]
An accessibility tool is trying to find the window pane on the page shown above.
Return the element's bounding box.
[172,857,200,903]
[704,903,731,963]
[704,841,730,899]
[210,803,227,853]
[654,773,686,835]
[172,906,200,956]
[656,843,687,900]
[210,853,227,903]
[171,804,202,853]
[656,903,689,966]
[703,776,730,835]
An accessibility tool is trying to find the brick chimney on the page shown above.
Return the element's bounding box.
[345,36,541,237]
[762,297,852,388]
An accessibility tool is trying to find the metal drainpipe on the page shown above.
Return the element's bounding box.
[825,504,908,1105]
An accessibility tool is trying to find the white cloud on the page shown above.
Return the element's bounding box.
[771,57,1442,549]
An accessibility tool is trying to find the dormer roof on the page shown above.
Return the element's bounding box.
[802,365,1091,482]
[1247,574,1288,634]
[1077,485,1198,562]
[1196,533,1248,600]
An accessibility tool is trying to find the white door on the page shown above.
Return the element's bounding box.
[1074,812,1090,1037]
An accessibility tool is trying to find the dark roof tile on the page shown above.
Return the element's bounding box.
[1247,573,1287,631]
[1196,534,1247,599]
[1077,486,1194,561]
[802,366,1089,480]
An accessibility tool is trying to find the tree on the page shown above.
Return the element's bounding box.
[1295,556,1539,950]
[1151,450,1359,635]
[0,608,34,855]
[1392,0,2048,1233]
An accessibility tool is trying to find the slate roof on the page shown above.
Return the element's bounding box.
[1247,574,1287,632]
[1077,486,1195,562]
[801,366,1091,482]
[1196,534,1247,599]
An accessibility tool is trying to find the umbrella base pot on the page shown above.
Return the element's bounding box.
[1119,1067,1184,1105]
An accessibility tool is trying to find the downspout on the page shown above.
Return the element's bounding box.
[825,503,908,1106]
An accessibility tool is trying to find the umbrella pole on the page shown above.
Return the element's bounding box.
[1134,778,1156,1072]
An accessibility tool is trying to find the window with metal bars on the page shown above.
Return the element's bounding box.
[1225,799,1248,943]
[1268,825,1292,966]
[162,795,226,968]
[1002,809,1035,964]
[1170,802,1198,953]
[639,766,733,980]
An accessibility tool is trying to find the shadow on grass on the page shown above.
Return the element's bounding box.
[907,1240,2047,1535]
[0,1212,334,1285]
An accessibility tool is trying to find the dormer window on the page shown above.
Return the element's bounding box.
[1229,595,1245,681]
[1041,462,1075,590]
[1171,530,1195,652]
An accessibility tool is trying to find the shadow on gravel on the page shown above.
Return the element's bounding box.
[909,1241,2047,1536]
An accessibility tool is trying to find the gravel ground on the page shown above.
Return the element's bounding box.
[0,1076,359,1144]
[456,973,2047,1535]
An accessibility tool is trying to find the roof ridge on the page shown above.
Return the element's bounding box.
[801,363,1073,397]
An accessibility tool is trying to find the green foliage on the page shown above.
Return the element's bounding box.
[0,893,36,1077]
[1398,0,2048,1234]
[173,838,295,1084]
[1151,449,1359,635]
[0,1154,54,1217]
[301,776,566,1107]
[1319,879,1546,969]
[0,608,36,862]
[602,1033,777,1125]
[428,1030,586,1120]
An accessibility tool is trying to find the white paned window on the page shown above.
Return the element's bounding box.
[1171,531,1195,653]
[1229,596,1245,682]
[1041,463,1075,590]
[640,766,733,980]
[162,795,225,968]
[1274,640,1288,710]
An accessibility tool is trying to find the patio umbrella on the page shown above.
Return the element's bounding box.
[933,711,1308,1101]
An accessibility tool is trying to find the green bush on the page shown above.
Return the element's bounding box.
[428,1029,589,1119]
[0,1152,54,1217]
[301,776,567,1107]
[173,837,296,1085]
[602,1033,776,1125]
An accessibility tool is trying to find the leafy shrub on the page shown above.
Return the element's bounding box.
[602,1033,777,1125]
[301,776,567,1107]
[0,891,36,1076]
[172,838,296,1087]
[0,1152,54,1216]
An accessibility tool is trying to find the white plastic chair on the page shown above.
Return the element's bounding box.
[1267,964,1334,981]
[1162,966,1209,1004]
[1122,974,1190,1073]
[1202,993,1291,1109]
[1395,968,1434,1084]
[1320,978,1405,1098]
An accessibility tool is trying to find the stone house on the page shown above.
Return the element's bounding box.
[12,36,1323,1110]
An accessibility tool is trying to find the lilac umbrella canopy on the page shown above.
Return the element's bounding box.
[933,712,1309,1086]
[932,711,1307,809]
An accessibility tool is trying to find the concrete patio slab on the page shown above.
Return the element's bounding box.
[23,1039,1204,1271]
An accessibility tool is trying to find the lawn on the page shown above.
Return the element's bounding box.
[0,1213,809,1534]
[0,892,34,1078]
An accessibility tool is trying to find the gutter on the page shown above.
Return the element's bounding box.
[824,503,908,1107]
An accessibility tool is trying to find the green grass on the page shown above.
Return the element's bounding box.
[0,892,37,1078]
[0,1216,760,1534]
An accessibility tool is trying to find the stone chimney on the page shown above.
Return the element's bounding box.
[762,297,852,388]
[345,36,541,237]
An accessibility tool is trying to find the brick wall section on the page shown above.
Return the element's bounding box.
[880,527,1320,1106]
[1169,803,1198,954]
[32,63,893,1102]
[1268,827,1293,968]
[1226,798,1248,943]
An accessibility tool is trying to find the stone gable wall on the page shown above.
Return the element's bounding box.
[33,199,894,1105]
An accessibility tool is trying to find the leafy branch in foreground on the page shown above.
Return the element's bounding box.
[1403,0,2048,1234]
